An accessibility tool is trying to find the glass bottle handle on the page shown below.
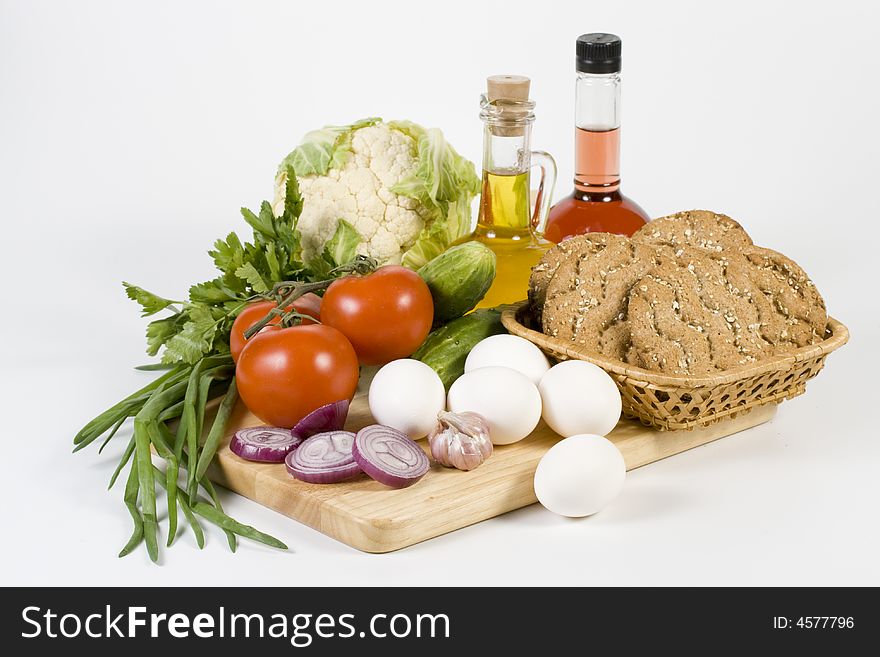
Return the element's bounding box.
[529,150,557,236]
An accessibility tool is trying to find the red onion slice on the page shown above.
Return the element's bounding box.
[352,425,430,489]
[285,431,361,484]
[230,426,303,463]
[291,399,350,440]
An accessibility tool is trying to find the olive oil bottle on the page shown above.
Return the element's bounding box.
[466,75,556,308]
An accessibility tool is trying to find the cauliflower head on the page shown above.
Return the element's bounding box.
[273,118,479,269]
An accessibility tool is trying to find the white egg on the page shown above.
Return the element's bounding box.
[534,434,626,517]
[464,334,551,384]
[538,360,622,437]
[447,366,542,445]
[368,359,445,439]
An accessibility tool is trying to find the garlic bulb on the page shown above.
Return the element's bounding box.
[427,410,493,471]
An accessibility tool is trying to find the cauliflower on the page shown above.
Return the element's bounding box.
[273,118,479,269]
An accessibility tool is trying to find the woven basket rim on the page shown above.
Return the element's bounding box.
[501,301,850,389]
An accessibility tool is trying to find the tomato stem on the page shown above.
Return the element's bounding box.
[244,256,376,340]
[280,310,322,328]
[243,282,322,339]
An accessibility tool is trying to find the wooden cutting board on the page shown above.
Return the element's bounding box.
[207,380,778,553]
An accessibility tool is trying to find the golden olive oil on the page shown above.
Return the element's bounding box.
[479,170,530,234]
[469,170,551,308]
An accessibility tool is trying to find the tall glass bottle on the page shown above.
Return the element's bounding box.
[470,75,557,308]
[544,33,648,243]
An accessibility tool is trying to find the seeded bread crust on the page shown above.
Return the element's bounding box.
[633,209,753,252]
[627,248,771,375]
[741,246,827,351]
[532,212,827,376]
[528,233,629,325]
[541,238,669,360]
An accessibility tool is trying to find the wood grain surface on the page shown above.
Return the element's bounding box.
[207,383,778,553]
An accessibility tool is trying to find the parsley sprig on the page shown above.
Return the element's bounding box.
[122,165,310,365]
[72,165,360,562]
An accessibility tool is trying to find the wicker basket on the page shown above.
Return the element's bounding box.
[501,302,849,431]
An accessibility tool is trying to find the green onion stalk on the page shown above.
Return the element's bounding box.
[73,166,376,563]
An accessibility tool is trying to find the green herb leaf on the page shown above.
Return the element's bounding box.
[145,316,180,357]
[241,203,276,240]
[265,242,281,282]
[219,269,247,296]
[188,304,217,328]
[162,306,217,364]
[281,167,303,222]
[162,323,210,364]
[123,283,178,317]
[235,262,269,294]
[209,232,245,273]
[189,278,235,304]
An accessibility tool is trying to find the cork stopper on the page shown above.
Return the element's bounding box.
[486,75,531,103]
[486,75,531,136]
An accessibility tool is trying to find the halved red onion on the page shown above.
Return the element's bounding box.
[230,426,303,463]
[285,431,361,484]
[291,399,350,439]
[352,425,429,489]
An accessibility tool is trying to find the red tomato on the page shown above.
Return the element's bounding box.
[235,324,359,428]
[229,294,322,363]
[290,292,322,324]
[320,265,433,365]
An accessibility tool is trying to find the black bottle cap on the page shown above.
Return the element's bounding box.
[576,33,622,74]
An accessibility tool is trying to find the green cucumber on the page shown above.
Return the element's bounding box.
[413,309,505,389]
[418,241,496,322]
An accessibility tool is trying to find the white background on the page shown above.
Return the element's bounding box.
[2,0,878,586]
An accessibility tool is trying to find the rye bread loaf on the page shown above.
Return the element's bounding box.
[528,233,629,325]
[540,238,669,360]
[627,246,827,374]
[741,246,827,351]
[627,248,771,374]
[531,211,827,376]
[633,209,752,252]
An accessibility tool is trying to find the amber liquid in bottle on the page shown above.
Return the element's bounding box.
[544,127,648,241]
[471,170,550,309]
[545,38,648,242]
[467,76,558,309]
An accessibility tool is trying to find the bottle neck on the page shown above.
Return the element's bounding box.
[478,97,536,235]
[482,122,533,174]
[479,93,536,174]
[477,123,534,237]
[574,71,621,193]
